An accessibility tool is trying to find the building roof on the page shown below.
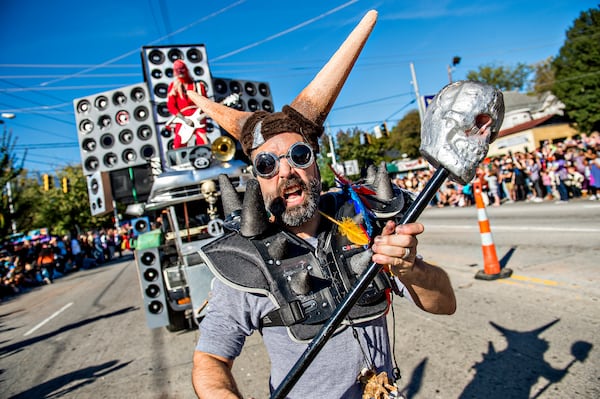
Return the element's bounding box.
[498,114,555,137]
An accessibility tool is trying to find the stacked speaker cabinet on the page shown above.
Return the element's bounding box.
[135,247,170,329]
[212,77,274,115]
[140,44,216,160]
[86,171,115,216]
[109,164,154,205]
[73,83,160,175]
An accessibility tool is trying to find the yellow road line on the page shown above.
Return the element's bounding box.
[501,274,560,286]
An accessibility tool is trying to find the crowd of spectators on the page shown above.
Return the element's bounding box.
[1,226,135,300]
[393,133,600,208]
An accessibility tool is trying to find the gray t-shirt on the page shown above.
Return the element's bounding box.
[196,278,394,399]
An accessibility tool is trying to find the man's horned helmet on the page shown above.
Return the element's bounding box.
[188,10,378,157]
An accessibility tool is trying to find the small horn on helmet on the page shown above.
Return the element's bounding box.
[375,161,393,201]
[240,179,270,238]
[290,10,377,126]
[218,174,242,220]
[187,91,251,141]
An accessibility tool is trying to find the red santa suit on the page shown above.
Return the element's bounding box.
[167,60,209,148]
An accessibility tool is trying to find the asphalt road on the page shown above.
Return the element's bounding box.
[1,198,598,399]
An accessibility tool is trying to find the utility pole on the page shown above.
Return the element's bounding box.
[410,62,425,125]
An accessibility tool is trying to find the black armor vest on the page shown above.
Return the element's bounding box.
[199,189,412,342]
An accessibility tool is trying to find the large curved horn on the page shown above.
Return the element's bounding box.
[187,91,251,141]
[290,10,378,126]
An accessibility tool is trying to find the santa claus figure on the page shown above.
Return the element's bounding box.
[166,59,209,148]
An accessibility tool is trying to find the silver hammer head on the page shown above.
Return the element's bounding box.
[420,81,504,185]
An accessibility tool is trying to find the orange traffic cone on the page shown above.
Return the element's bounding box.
[472,181,512,280]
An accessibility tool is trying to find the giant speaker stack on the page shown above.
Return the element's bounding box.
[73,83,160,175]
[212,77,274,114]
[140,44,217,158]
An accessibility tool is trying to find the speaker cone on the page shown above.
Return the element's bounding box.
[148,50,165,65]
[98,115,112,129]
[154,83,168,98]
[82,138,97,152]
[103,153,118,167]
[141,145,156,159]
[79,119,94,133]
[193,66,204,77]
[186,48,203,62]
[84,157,99,172]
[262,100,274,112]
[259,83,270,97]
[248,99,260,111]
[244,82,257,96]
[90,178,99,194]
[141,251,156,266]
[123,149,137,163]
[100,134,115,148]
[119,129,133,144]
[157,103,170,118]
[116,110,130,126]
[131,87,145,102]
[76,100,91,114]
[137,125,153,140]
[95,96,109,111]
[148,300,164,314]
[214,79,227,94]
[134,106,149,121]
[167,48,183,62]
[146,284,160,298]
[229,81,242,94]
[113,91,127,106]
[151,69,162,79]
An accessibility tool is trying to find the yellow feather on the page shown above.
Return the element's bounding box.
[319,211,370,246]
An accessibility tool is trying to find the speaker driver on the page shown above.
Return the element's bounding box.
[116,110,130,126]
[122,149,137,163]
[76,99,91,114]
[154,83,168,98]
[103,153,118,168]
[248,99,260,111]
[82,138,97,152]
[234,99,245,111]
[141,251,156,266]
[244,82,257,96]
[146,284,160,298]
[230,81,242,94]
[119,129,133,144]
[138,125,153,140]
[100,134,115,148]
[214,79,227,94]
[148,300,164,314]
[134,106,149,121]
[113,91,127,106]
[141,144,156,159]
[84,157,99,172]
[193,66,205,77]
[95,96,109,111]
[135,218,149,232]
[186,48,203,62]
[131,87,145,102]
[90,178,99,194]
[160,126,171,138]
[157,103,170,118]
[259,83,270,97]
[151,69,162,79]
[79,119,94,133]
[98,115,112,129]
[148,50,165,65]
[262,100,274,112]
[167,48,184,62]
[165,68,174,78]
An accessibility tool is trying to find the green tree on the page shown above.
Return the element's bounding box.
[466,63,532,91]
[552,7,600,133]
[388,110,421,159]
[530,57,556,94]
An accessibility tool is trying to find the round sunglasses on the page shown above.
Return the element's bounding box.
[252,142,315,179]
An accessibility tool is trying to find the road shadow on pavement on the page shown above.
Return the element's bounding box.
[8,359,132,398]
[458,319,592,399]
[0,306,137,358]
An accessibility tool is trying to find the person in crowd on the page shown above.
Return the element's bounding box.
[36,240,57,284]
[189,11,457,399]
[588,157,600,200]
[484,166,502,206]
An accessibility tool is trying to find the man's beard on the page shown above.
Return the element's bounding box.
[267,176,321,227]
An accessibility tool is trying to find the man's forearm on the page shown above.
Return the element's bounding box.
[192,351,242,399]
[397,258,457,315]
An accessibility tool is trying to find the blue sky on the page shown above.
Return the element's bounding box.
[0,0,596,174]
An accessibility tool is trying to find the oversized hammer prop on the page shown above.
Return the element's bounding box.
[271,80,505,399]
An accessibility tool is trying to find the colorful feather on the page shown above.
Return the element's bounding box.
[319,211,369,246]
